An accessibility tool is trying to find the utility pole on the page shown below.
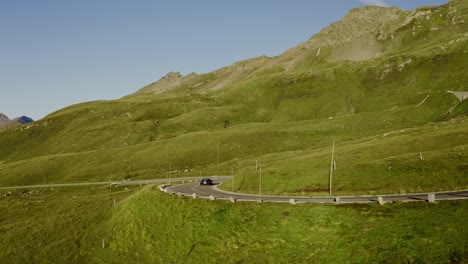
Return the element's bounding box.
[217,143,220,176]
[256,160,262,198]
[231,166,234,192]
[169,161,171,184]
[260,161,262,198]
[329,138,335,196]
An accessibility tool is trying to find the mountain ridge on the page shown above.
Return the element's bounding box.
[0,0,466,195]
[0,113,9,124]
[0,113,34,128]
[135,0,467,95]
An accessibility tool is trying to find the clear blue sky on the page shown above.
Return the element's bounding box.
[0,0,449,120]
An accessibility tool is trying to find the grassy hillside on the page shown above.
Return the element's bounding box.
[0,2,467,262]
[1,185,466,263]
[0,0,467,196]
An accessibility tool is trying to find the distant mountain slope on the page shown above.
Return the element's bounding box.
[136,0,467,95]
[16,116,34,124]
[0,113,10,125]
[0,0,466,194]
[0,114,34,128]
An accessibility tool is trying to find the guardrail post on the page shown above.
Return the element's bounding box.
[428,193,435,203]
[334,197,340,205]
[377,196,385,205]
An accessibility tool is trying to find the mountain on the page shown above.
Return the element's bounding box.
[136,0,467,95]
[15,116,34,124]
[0,113,10,125]
[0,0,466,194]
[0,114,34,128]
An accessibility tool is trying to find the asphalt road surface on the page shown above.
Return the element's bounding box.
[164,176,468,204]
[2,176,466,204]
[0,177,204,190]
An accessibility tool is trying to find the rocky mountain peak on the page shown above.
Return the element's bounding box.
[0,113,10,125]
[278,5,409,64]
[135,0,465,95]
[299,6,405,48]
[16,116,34,124]
[161,72,182,80]
[0,114,33,127]
[136,71,201,94]
[280,0,465,64]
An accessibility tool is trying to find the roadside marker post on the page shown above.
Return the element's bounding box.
[334,197,340,205]
[329,138,335,196]
[256,160,262,199]
[217,143,220,176]
[377,196,385,205]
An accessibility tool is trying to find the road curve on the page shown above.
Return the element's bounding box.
[2,176,466,204]
[164,177,468,204]
[0,177,209,190]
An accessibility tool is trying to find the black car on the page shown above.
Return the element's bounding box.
[200,178,213,185]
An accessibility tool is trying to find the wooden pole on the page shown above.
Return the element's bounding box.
[329,138,335,196]
[217,143,220,176]
[231,166,234,192]
[259,161,262,198]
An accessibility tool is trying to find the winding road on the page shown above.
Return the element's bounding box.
[0,177,200,190]
[1,176,466,204]
[164,176,468,204]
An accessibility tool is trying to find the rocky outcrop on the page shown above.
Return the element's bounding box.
[136,71,203,94]
[280,6,407,63]
[0,113,10,125]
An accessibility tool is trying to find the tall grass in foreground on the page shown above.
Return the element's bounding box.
[103,187,467,263]
[1,185,466,263]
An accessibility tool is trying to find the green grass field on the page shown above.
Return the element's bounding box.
[1,185,466,263]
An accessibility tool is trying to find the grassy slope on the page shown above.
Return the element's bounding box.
[0,185,130,263]
[1,186,466,263]
[0,1,467,196]
[0,59,466,194]
[0,2,467,263]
